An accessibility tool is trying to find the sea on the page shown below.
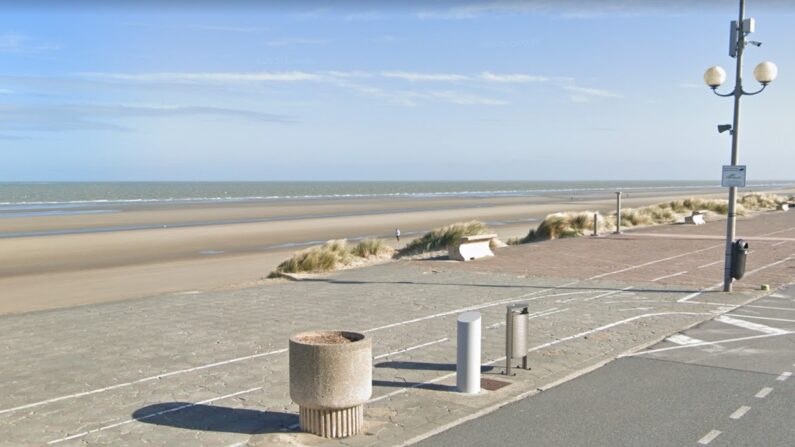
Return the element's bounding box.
[1,180,792,214]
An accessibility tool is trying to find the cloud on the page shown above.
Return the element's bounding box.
[264,38,328,47]
[79,71,322,83]
[0,32,60,54]
[562,85,623,98]
[421,90,508,105]
[480,72,550,82]
[0,103,291,133]
[381,71,471,82]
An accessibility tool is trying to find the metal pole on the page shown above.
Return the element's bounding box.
[614,192,622,234]
[593,213,598,236]
[504,308,513,376]
[457,311,481,393]
[724,0,745,292]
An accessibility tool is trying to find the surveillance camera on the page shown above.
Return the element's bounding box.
[718,124,732,134]
[748,40,762,47]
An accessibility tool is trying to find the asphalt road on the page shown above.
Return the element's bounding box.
[415,285,795,447]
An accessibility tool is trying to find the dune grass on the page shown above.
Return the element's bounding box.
[351,238,393,257]
[512,193,787,245]
[269,238,395,277]
[397,221,490,256]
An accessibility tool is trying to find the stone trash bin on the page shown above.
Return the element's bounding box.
[289,331,372,438]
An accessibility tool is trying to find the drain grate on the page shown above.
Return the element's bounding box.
[480,377,511,391]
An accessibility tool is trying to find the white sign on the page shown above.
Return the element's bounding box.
[722,165,747,187]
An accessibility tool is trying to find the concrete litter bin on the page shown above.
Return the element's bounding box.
[289,330,372,438]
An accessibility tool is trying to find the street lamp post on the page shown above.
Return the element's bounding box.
[703,0,777,292]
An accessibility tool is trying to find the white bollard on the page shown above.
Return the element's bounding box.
[456,311,481,394]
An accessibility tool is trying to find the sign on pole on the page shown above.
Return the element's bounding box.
[722,165,747,187]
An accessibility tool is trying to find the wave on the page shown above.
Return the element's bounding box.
[1,182,792,209]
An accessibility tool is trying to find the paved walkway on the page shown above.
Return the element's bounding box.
[1,211,794,446]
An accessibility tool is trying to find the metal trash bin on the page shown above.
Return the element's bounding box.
[731,239,749,280]
[504,303,529,375]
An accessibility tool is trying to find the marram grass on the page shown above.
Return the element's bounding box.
[270,238,395,277]
[397,221,490,256]
[511,193,787,245]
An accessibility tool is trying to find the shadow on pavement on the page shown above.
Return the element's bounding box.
[132,403,297,434]
[375,361,494,373]
[372,380,457,392]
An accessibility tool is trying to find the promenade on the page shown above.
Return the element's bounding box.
[1,210,794,446]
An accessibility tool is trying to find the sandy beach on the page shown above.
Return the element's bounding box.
[2,186,793,315]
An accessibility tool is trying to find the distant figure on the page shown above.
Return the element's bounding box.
[395,228,401,243]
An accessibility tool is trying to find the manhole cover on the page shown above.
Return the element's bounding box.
[480,378,511,391]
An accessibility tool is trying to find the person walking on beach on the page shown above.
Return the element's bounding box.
[395,228,401,243]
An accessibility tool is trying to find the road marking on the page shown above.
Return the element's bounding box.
[373,338,449,360]
[678,282,722,303]
[716,315,789,335]
[589,244,723,280]
[651,271,688,282]
[772,240,789,246]
[770,293,789,299]
[698,429,722,445]
[627,331,795,357]
[745,305,795,312]
[7,242,788,416]
[756,387,773,398]
[47,387,262,445]
[698,260,723,269]
[666,334,705,345]
[776,371,791,381]
[729,314,795,323]
[527,312,710,354]
[0,348,287,416]
[582,286,633,302]
[743,256,794,277]
[730,405,751,420]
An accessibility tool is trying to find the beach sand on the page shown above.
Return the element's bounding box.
[2,187,792,315]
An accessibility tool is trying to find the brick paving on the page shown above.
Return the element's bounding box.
[1,211,794,446]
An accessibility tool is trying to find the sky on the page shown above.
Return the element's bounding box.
[1,0,794,181]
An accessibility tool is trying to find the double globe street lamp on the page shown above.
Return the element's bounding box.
[703,0,777,292]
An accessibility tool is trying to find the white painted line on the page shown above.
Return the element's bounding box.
[756,387,773,398]
[770,293,790,299]
[745,305,795,312]
[628,331,795,357]
[698,260,723,269]
[0,348,286,416]
[582,286,633,302]
[373,338,449,360]
[729,314,795,323]
[47,387,262,445]
[743,256,794,277]
[486,307,560,329]
[589,244,723,280]
[527,312,711,355]
[698,429,722,445]
[776,371,791,381]
[730,405,751,420]
[678,282,722,303]
[772,240,789,247]
[716,315,789,335]
[666,334,706,346]
[651,271,688,282]
[529,308,570,320]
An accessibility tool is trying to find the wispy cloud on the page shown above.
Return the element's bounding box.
[265,38,328,47]
[381,71,471,82]
[480,72,550,82]
[79,71,322,83]
[0,32,60,54]
[562,85,623,98]
[0,103,291,133]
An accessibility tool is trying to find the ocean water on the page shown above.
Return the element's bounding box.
[0,180,791,209]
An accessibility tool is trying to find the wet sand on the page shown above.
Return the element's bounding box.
[1,186,792,315]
